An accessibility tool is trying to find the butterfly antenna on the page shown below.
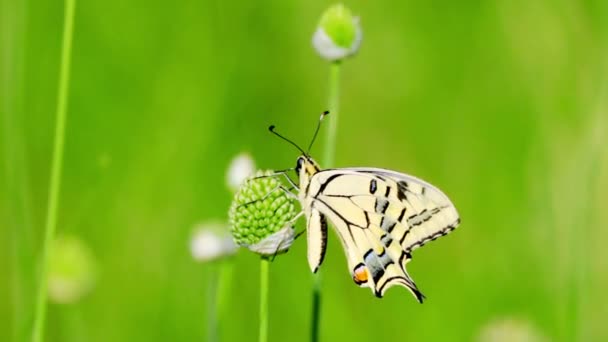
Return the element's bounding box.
[268,125,306,155]
[307,110,330,153]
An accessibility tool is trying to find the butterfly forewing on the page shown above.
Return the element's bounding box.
[306,208,328,273]
[303,167,460,301]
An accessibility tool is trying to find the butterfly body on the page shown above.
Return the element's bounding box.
[294,155,460,302]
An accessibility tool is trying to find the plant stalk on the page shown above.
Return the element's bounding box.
[32,0,76,340]
[311,61,341,342]
[259,258,270,342]
[322,62,341,167]
[206,265,218,342]
[215,260,233,341]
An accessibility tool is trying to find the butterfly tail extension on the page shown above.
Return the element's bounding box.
[372,227,426,303]
[400,253,426,303]
[358,227,423,302]
[403,279,425,303]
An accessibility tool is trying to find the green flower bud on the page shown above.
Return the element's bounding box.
[48,235,97,304]
[229,170,298,256]
[313,4,362,62]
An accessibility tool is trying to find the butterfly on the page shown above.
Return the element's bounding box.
[268,111,460,302]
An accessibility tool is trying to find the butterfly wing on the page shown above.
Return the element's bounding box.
[306,168,460,301]
[306,208,328,273]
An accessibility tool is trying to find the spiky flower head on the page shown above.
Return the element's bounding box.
[229,170,298,256]
[312,3,362,62]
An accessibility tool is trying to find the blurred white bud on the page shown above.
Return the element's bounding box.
[190,222,238,262]
[477,317,548,342]
[48,235,97,304]
[312,4,362,62]
[226,153,256,192]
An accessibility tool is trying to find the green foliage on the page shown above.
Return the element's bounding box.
[1,1,607,341]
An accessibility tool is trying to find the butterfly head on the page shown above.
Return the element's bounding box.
[295,155,321,181]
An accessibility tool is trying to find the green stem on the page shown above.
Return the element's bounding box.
[2,1,35,340]
[32,0,75,340]
[311,61,341,342]
[216,260,234,341]
[259,258,270,342]
[206,265,218,342]
[322,62,341,167]
[310,275,321,342]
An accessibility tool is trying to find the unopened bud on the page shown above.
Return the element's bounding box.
[229,170,298,257]
[312,4,362,62]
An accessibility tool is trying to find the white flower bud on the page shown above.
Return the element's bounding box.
[312,4,362,62]
[226,153,256,192]
[48,235,97,304]
[477,317,548,342]
[190,222,238,262]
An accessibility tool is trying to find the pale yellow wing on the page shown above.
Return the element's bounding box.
[306,208,328,273]
[307,168,460,301]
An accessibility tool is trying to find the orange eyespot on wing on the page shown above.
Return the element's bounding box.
[352,263,368,285]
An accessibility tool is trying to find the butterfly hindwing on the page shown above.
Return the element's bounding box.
[360,168,461,253]
[306,168,459,301]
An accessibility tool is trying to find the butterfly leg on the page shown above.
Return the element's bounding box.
[263,183,300,201]
[237,184,298,208]
[268,211,305,262]
[247,169,298,189]
[281,210,307,240]
[276,171,298,189]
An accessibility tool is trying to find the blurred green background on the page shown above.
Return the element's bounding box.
[1,0,607,341]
